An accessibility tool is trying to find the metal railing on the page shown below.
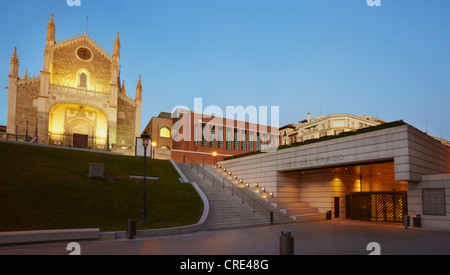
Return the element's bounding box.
[185,156,274,224]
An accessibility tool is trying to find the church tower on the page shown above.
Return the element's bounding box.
[135,75,143,138]
[6,47,19,135]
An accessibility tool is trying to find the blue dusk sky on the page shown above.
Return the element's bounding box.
[0,0,449,139]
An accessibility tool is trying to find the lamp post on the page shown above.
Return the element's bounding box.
[151,141,157,159]
[140,131,150,225]
[212,151,217,165]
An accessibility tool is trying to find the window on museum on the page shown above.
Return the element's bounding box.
[194,124,198,147]
[160,127,171,138]
[234,129,239,150]
[201,124,206,147]
[262,134,269,150]
[209,126,215,148]
[226,127,232,149]
[256,133,261,151]
[218,126,223,149]
[249,131,254,152]
[79,73,87,88]
[242,130,247,151]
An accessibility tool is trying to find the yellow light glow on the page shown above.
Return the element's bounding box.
[160,127,171,138]
[152,141,157,148]
[48,104,107,146]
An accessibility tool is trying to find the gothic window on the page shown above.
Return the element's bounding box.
[79,73,87,88]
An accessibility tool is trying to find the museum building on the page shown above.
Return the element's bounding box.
[142,109,279,164]
[217,121,450,230]
[4,14,142,154]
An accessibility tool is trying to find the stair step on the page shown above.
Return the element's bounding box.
[289,213,327,222]
[282,208,320,215]
[276,202,310,208]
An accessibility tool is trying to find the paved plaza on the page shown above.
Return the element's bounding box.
[1,220,450,256]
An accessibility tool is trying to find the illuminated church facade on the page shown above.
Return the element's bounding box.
[6,14,142,153]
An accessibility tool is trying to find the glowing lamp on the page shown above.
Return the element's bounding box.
[140,131,150,147]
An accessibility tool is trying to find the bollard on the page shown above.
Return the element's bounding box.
[413,214,421,228]
[280,230,294,255]
[127,219,137,239]
[403,215,410,229]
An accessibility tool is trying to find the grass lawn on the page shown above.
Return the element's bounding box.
[0,141,203,232]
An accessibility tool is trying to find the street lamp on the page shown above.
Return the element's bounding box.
[212,151,217,165]
[140,131,150,225]
[151,141,157,159]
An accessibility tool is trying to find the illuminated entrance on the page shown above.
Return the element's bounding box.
[287,161,408,223]
[48,104,108,150]
[346,191,407,223]
[73,134,88,149]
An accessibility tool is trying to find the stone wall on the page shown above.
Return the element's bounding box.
[51,38,113,92]
[408,174,450,230]
[404,127,449,181]
[116,94,136,147]
[15,78,40,136]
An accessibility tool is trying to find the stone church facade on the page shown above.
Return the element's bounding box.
[6,14,142,154]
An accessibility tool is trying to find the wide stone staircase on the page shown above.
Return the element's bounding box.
[177,163,294,231]
[204,164,326,223]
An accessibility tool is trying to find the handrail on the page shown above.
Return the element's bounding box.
[184,156,274,224]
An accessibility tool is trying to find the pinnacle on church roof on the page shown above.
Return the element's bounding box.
[10,46,19,64]
[121,80,126,95]
[46,13,56,42]
[115,32,120,44]
[113,32,121,58]
[137,75,142,89]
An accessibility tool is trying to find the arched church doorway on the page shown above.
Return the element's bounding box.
[48,104,108,150]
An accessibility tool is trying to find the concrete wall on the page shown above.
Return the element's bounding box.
[402,127,449,181]
[408,174,450,230]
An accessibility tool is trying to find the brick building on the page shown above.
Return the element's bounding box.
[142,109,279,165]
